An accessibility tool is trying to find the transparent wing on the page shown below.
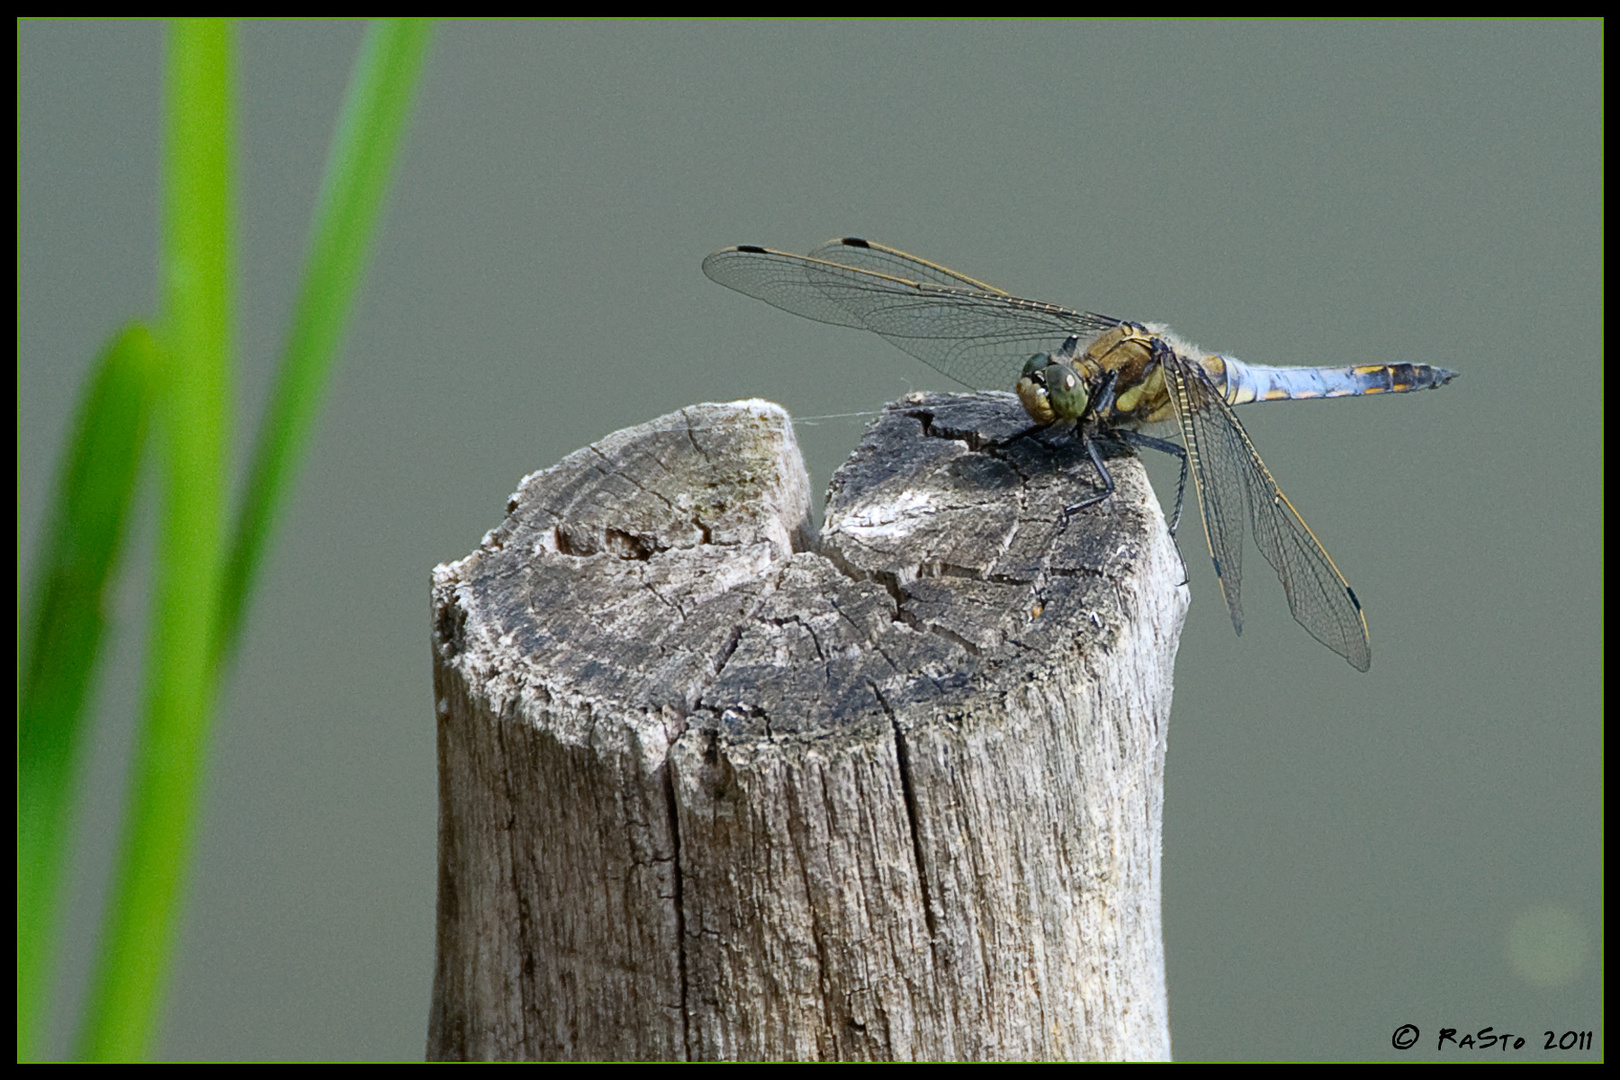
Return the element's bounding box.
[702,239,1120,391]
[1161,344,1373,671]
[806,236,1012,294]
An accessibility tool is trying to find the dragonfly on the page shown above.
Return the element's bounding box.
[701,237,1457,672]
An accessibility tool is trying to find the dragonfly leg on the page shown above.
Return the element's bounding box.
[1057,368,1124,519]
[1090,368,1120,417]
[1061,434,1116,518]
[1115,429,1188,537]
[1053,334,1084,362]
[1098,428,1191,588]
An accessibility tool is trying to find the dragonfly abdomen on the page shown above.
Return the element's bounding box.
[1219,357,1458,406]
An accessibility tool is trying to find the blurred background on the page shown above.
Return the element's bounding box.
[18,20,1600,1061]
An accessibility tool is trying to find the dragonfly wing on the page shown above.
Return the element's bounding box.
[701,245,872,330]
[807,236,1012,294]
[702,243,1120,391]
[1162,346,1373,672]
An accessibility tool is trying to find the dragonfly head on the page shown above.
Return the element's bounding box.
[1017,354,1090,426]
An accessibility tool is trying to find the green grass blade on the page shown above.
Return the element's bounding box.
[216,18,434,667]
[76,19,233,1061]
[17,324,159,1062]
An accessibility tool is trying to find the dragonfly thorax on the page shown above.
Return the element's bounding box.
[1071,322,1198,429]
[1017,323,1185,431]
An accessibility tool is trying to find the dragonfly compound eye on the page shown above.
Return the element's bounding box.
[1043,362,1090,422]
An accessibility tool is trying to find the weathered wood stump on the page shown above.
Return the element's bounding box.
[427,393,1186,1061]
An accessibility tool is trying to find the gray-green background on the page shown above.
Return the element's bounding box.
[18,19,1601,1061]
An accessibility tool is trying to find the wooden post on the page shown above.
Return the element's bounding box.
[427,393,1185,1061]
